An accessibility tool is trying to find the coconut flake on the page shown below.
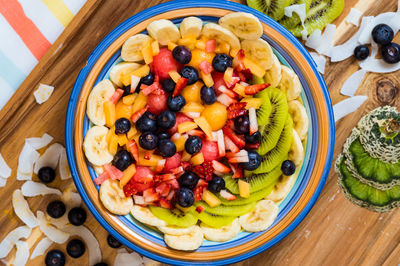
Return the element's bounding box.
[0,226,31,258]
[0,153,11,179]
[61,225,102,265]
[340,69,367,96]
[31,237,53,259]
[37,211,69,244]
[12,189,38,228]
[114,251,143,266]
[21,181,62,197]
[310,52,327,74]
[17,142,40,180]
[360,41,400,73]
[25,133,53,150]
[33,84,54,104]
[34,143,64,174]
[333,96,368,122]
[346,8,363,26]
[285,4,307,21]
[59,147,71,180]
[62,190,82,208]
[305,25,336,56]
[14,240,29,266]
[389,12,400,32]
[359,13,398,44]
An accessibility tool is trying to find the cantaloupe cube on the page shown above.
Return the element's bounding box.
[202,190,221,207]
[182,102,205,113]
[194,116,213,139]
[215,42,230,54]
[178,37,196,50]
[106,125,115,143]
[122,93,137,105]
[178,121,198,134]
[126,126,137,140]
[200,71,214,88]
[169,70,181,83]
[151,40,160,56]
[181,81,203,103]
[141,43,153,65]
[195,39,206,50]
[243,58,265,78]
[118,134,129,146]
[233,83,246,97]
[190,152,204,166]
[168,42,177,51]
[131,91,147,113]
[173,136,187,152]
[240,97,264,109]
[138,153,162,167]
[132,65,150,78]
[108,134,119,155]
[104,101,116,127]
[181,151,192,162]
[115,101,133,119]
[238,179,250,198]
[119,164,136,188]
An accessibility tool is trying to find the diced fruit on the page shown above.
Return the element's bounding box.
[219,189,236,200]
[151,40,160,56]
[190,152,204,166]
[238,179,250,198]
[141,43,153,64]
[243,58,265,78]
[156,159,166,173]
[223,125,245,148]
[199,140,219,162]
[217,93,236,106]
[193,116,212,139]
[178,37,197,49]
[108,135,119,155]
[196,206,205,213]
[110,89,124,104]
[202,190,221,207]
[132,165,154,182]
[212,71,226,91]
[131,91,148,113]
[163,153,182,173]
[143,188,161,203]
[205,39,216,53]
[118,134,129,146]
[212,160,231,173]
[217,85,237,99]
[168,113,193,134]
[188,49,215,69]
[104,164,124,180]
[147,93,168,115]
[245,83,269,95]
[138,153,163,167]
[168,42,177,51]
[172,135,187,152]
[233,83,246,97]
[94,171,109,185]
[223,67,234,85]
[182,102,205,113]
[241,97,263,109]
[215,129,226,157]
[195,39,206,50]
[224,135,239,153]
[153,48,182,80]
[131,105,148,123]
[123,93,137,105]
[104,101,116,127]
[200,71,214,88]
[173,77,189,97]
[178,121,198,134]
[126,126,137,140]
[230,47,240,57]
[169,70,181,83]
[248,107,258,135]
[127,139,139,162]
[181,151,192,162]
[199,60,213,75]
[201,102,228,131]
[123,180,153,196]
[119,164,136,187]
[132,65,150,78]
[115,100,133,119]
[216,41,230,54]
[181,81,203,103]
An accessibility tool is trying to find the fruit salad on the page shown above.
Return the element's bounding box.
[83,12,309,250]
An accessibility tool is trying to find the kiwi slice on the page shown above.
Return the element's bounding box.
[257,88,288,155]
[336,155,400,212]
[217,184,275,206]
[288,0,344,37]
[255,89,272,127]
[254,116,293,174]
[252,74,265,85]
[149,206,198,227]
[194,201,257,216]
[279,0,313,29]
[224,165,282,194]
[247,0,293,21]
[193,210,236,228]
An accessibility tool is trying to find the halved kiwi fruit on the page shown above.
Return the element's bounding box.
[247,0,293,21]
[278,0,313,29]
[193,210,236,228]
[217,184,275,205]
[149,206,198,227]
[255,88,272,127]
[194,201,257,216]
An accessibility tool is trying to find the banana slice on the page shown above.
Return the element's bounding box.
[201,23,240,50]
[180,17,203,38]
[241,38,273,70]
[100,179,133,215]
[264,53,282,88]
[278,66,301,101]
[147,19,180,46]
[239,200,278,232]
[266,174,297,203]
[219,12,263,40]
[288,100,309,140]
[289,129,305,166]
[200,218,241,242]
[109,62,141,87]
[131,205,167,227]
[164,226,203,251]
[158,225,196,235]
[86,79,115,126]
[83,126,113,166]
[121,34,153,62]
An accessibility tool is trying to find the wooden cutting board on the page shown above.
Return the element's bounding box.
[1,0,399,265]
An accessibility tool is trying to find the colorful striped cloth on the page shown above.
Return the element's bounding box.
[0,0,86,110]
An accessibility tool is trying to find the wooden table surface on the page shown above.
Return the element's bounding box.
[1,0,400,265]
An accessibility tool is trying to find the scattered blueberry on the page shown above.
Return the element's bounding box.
[241,151,261,171]
[38,167,56,183]
[381,43,400,64]
[245,131,261,144]
[281,160,296,176]
[157,110,176,129]
[107,234,122,248]
[68,207,87,226]
[112,150,134,171]
[66,239,85,258]
[139,132,158,150]
[172,45,192,64]
[45,250,65,266]
[372,24,394,45]
[200,86,217,105]
[162,78,176,93]
[158,132,171,140]
[167,95,186,112]
[354,45,370,60]
[178,171,199,189]
[158,139,176,158]
[212,53,233,72]
[46,200,66,219]
[136,111,157,132]
[140,72,155,85]
[180,66,199,85]
[185,136,202,155]
[234,115,250,134]
[115,118,131,134]
[208,175,225,193]
[176,188,195,207]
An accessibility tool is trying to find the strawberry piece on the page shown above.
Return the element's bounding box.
[159,198,172,209]
[155,182,171,197]
[212,71,226,92]
[237,49,245,61]
[245,142,260,149]
[231,164,244,178]
[196,206,205,213]
[104,164,124,180]
[227,102,247,111]
[226,150,248,158]
[156,159,166,173]
[131,105,149,123]
[144,150,154,160]
[109,89,124,104]
[127,140,139,162]
[224,135,240,153]
[133,166,154,183]
[205,39,216,53]
[238,72,246,82]
[223,126,246,148]
[147,93,168,115]
[166,190,175,201]
[212,160,231,173]
[202,161,213,181]
[163,152,182,172]
[217,85,238,99]
[93,171,110,185]
[142,81,160,96]
[143,188,160,203]
[181,161,191,170]
[154,173,176,183]
[169,166,184,175]
[199,60,213,75]
[192,165,205,179]
[197,179,208,187]
[225,76,241,89]
[228,156,249,163]
[173,77,189,97]
[165,178,180,189]
[220,189,237,200]
[193,185,205,201]
[168,113,193,134]
[245,83,270,95]
[153,48,182,80]
[241,68,253,81]
[187,129,205,137]
[123,180,154,197]
[227,109,247,119]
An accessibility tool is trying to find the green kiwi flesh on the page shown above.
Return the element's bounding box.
[149,206,198,227]
[278,0,313,29]
[194,201,257,216]
[217,184,275,205]
[255,88,272,127]
[247,0,293,21]
[192,210,236,228]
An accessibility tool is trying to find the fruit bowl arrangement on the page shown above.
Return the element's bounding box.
[65,0,334,264]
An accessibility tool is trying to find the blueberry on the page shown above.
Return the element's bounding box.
[172,45,192,64]
[68,207,87,226]
[112,150,134,171]
[281,160,296,176]
[200,86,217,105]
[178,171,199,189]
[157,110,176,130]
[354,45,370,60]
[121,85,132,96]
[180,66,199,85]
[67,239,85,258]
[46,200,66,219]
[372,24,394,45]
[140,72,155,85]
[38,167,56,183]
[241,151,261,171]
[115,118,131,134]
[167,95,186,112]
[245,131,261,144]
[45,250,65,266]
[136,111,157,132]
[185,136,202,155]
[207,175,225,193]
[94,263,108,266]
[234,115,250,134]
[158,139,177,158]
[139,132,158,150]
[381,43,400,64]
[158,132,171,140]
[162,78,176,93]
[107,234,122,248]
[212,54,233,72]
[176,188,195,207]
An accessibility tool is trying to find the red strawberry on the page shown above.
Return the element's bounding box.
[155,182,171,197]
[147,93,168,115]
[159,198,172,209]
[123,180,154,197]
[143,188,160,203]
[133,166,154,183]
[202,161,214,181]
[168,113,193,134]
[153,48,182,80]
[163,153,182,173]
[200,140,219,162]
[212,71,225,92]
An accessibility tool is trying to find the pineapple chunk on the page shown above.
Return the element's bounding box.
[138,153,163,166]
[169,70,181,83]
[103,101,116,127]
[238,179,250,198]
[108,134,119,155]
[194,116,213,139]
[118,134,129,146]
[126,126,137,140]
[173,135,187,152]
[178,121,198,134]
[233,83,246,97]
[243,58,265,78]
[181,151,192,162]
[168,42,177,51]
[120,164,136,188]
[141,43,153,64]
[181,81,203,103]
[224,67,234,85]
[240,97,264,109]
[132,65,150,78]
[122,93,137,105]
[131,91,147,113]
[200,71,214,88]
[151,40,160,56]
[195,39,206,50]
[115,101,133,119]
[190,152,204,166]
[182,102,205,113]
[202,190,221,207]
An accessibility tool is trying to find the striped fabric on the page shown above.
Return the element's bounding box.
[0,0,86,110]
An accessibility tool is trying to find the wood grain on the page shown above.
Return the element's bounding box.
[1,0,399,265]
